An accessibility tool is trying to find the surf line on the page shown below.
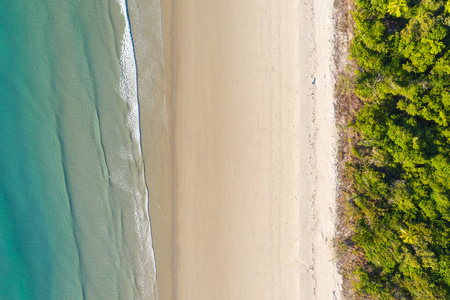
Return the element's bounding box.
[118,0,159,298]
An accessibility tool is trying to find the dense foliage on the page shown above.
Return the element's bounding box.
[347,0,450,298]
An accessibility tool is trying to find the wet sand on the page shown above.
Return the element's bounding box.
[127,0,175,299]
[163,0,342,299]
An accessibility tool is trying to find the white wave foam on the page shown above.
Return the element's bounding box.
[117,1,141,144]
[116,0,158,299]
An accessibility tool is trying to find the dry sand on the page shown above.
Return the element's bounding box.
[164,0,342,299]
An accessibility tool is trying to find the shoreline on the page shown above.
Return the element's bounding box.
[126,0,175,299]
[117,0,160,298]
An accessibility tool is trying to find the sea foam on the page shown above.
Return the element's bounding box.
[116,0,158,298]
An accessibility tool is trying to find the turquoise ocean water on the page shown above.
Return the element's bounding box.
[0,0,157,299]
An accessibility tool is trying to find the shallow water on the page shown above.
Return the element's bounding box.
[0,0,157,298]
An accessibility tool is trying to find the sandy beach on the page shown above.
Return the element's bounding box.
[168,0,341,298]
[133,0,342,298]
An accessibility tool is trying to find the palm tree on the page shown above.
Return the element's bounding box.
[399,227,418,244]
[388,0,408,17]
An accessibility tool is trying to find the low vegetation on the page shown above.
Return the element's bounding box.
[334,0,450,298]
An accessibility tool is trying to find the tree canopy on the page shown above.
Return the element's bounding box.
[344,0,450,298]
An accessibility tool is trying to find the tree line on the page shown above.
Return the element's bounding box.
[344,0,450,297]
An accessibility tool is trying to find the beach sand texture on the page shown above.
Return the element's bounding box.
[135,0,343,298]
[165,0,342,298]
